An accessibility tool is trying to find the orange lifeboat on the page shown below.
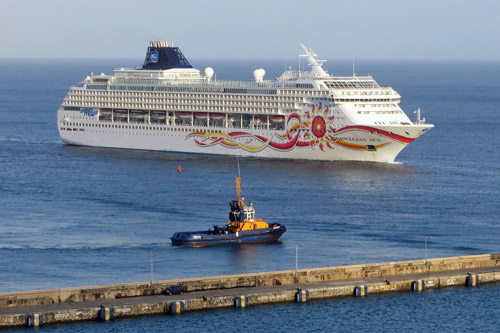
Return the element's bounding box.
[210,113,225,120]
[195,112,209,119]
[177,112,192,119]
[271,116,285,123]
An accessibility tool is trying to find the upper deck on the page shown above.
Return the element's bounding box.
[76,41,392,94]
[79,69,389,96]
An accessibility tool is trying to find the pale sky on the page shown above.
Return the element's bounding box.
[1,0,498,60]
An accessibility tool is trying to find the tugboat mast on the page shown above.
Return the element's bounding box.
[236,176,242,206]
[236,158,244,208]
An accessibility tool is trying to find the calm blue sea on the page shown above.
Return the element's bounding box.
[0,58,499,332]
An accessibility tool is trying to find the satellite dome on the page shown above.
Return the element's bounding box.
[204,67,214,81]
[253,69,265,82]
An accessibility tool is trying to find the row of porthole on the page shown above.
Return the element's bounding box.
[63,128,257,141]
[63,122,240,135]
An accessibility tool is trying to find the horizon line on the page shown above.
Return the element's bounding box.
[0,57,499,62]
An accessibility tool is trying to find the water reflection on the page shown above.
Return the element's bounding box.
[228,242,286,271]
[59,144,426,183]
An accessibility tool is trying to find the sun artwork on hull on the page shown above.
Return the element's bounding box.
[283,102,335,151]
[187,103,404,153]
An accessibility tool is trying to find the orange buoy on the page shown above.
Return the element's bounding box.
[177,165,182,173]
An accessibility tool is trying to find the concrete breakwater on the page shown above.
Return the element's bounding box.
[1,253,499,328]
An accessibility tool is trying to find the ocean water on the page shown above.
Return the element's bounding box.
[0,58,499,332]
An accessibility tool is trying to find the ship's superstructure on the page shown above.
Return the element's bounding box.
[57,41,433,162]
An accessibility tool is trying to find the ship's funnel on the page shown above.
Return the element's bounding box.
[142,41,193,70]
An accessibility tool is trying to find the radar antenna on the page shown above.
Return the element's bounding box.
[299,43,328,76]
[352,56,356,77]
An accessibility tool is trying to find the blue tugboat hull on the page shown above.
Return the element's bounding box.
[171,224,286,247]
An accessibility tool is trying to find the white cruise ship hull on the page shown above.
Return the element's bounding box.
[58,108,432,163]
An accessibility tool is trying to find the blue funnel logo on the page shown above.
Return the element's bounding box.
[150,51,159,63]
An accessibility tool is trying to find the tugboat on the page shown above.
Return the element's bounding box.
[170,175,286,246]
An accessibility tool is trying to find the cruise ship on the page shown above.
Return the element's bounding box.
[57,42,433,163]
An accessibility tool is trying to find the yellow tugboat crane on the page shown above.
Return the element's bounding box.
[229,175,269,231]
[235,176,248,210]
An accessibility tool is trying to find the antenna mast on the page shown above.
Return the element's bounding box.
[299,43,328,76]
[237,158,241,178]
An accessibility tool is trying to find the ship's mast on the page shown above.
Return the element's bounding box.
[236,158,242,205]
[235,159,247,209]
[236,176,241,204]
[299,43,328,76]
